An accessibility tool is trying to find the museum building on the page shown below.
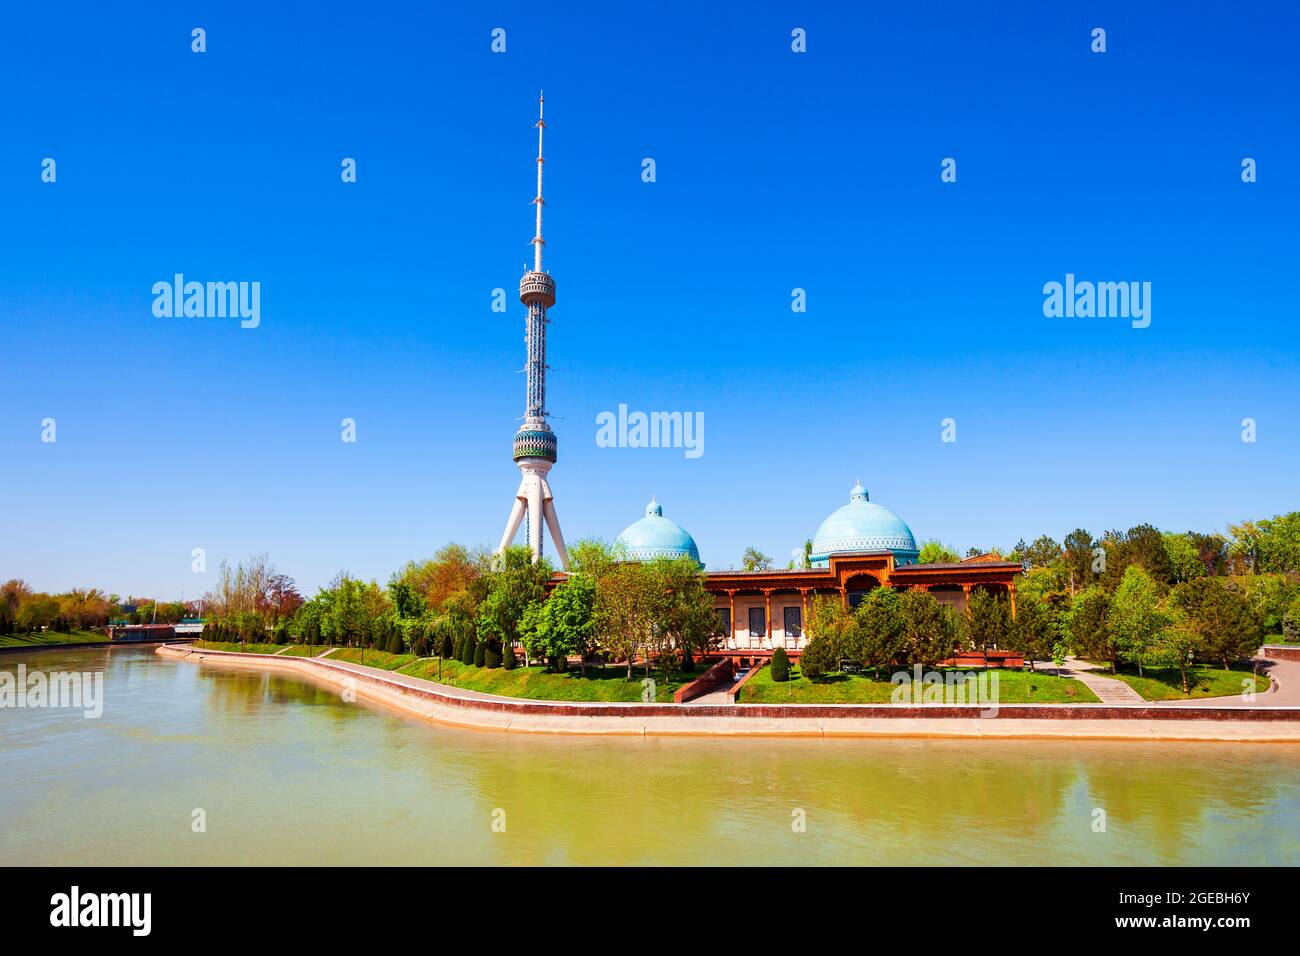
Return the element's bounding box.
[611,482,1023,652]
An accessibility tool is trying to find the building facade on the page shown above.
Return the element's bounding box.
[606,481,1022,652]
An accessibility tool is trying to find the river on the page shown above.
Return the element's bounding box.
[3,646,1298,866]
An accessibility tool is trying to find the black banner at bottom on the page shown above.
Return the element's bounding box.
[0,866,1285,943]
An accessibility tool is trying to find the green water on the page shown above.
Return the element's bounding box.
[3,646,1298,866]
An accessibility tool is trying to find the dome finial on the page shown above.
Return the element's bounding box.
[646,496,663,517]
[850,479,868,502]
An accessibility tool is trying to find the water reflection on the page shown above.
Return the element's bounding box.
[2,647,1298,865]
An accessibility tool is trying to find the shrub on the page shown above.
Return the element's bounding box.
[474,640,487,668]
[485,643,503,668]
[771,647,790,682]
[501,641,516,670]
[1283,596,1300,643]
[441,633,454,658]
[461,635,477,665]
[799,634,837,680]
[386,628,404,655]
[413,635,429,657]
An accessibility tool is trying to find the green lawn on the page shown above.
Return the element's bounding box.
[278,644,335,657]
[0,630,110,647]
[397,657,689,703]
[1106,664,1271,701]
[325,647,417,670]
[1264,634,1300,645]
[193,641,286,654]
[742,664,1100,704]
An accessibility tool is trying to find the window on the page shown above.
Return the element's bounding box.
[748,607,766,639]
[716,607,731,635]
[783,606,802,639]
[847,589,872,609]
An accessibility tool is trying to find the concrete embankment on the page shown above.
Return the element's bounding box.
[155,643,1300,742]
[1,637,195,656]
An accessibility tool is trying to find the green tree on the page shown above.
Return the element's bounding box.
[15,593,60,632]
[646,556,721,678]
[741,547,772,572]
[521,573,597,673]
[1062,528,1095,595]
[594,560,657,680]
[1069,586,1116,672]
[1170,576,1264,670]
[1230,573,1298,636]
[1023,535,1062,571]
[799,596,851,680]
[1102,524,1174,589]
[917,540,959,564]
[1004,590,1054,671]
[852,587,904,678]
[1247,512,1300,574]
[1109,565,1168,676]
[475,545,552,666]
[896,589,959,668]
[966,588,1011,651]
[1162,532,1206,585]
[1145,615,1202,694]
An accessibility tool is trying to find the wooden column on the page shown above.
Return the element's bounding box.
[1008,582,1017,620]
[839,586,847,610]
[726,590,736,649]
[763,589,773,646]
[962,583,973,618]
[798,588,809,649]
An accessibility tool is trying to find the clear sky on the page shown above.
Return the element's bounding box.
[2,1,1297,599]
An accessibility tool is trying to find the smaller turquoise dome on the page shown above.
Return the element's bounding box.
[614,498,702,567]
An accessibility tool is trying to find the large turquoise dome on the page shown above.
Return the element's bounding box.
[810,482,919,566]
[615,498,702,567]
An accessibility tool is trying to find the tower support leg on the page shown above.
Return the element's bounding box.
[541,492,569,569]
[497,493,527,555]
[525,476,544,562]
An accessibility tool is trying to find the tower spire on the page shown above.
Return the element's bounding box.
[532,90,545,273]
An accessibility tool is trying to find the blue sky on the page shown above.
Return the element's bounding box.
[2,1,1297,598]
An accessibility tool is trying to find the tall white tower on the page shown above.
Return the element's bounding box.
[497,93,569,569]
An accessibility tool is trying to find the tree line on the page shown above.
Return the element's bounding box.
[200,541,721,681]
[793,513,1300,692]
[0,581,193,635]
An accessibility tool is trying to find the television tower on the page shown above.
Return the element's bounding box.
[496,93,569,569]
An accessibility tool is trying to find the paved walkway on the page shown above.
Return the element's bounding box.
[1045,657,1145,703]
[1041,654,1296,709]
[684,687,733,706]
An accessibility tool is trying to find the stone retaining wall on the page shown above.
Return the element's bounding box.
[156,643,1300,741]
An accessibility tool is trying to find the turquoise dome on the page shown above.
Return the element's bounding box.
[810,482,919,566]
[615,498,702,567]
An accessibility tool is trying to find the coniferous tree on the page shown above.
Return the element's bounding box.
[771,646,790,682]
